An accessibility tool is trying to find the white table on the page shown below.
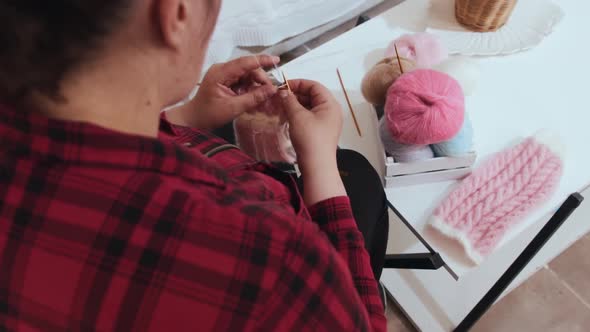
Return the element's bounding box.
[283,0,590,330]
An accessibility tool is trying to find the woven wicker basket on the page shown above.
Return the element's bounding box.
[455,0,518,32]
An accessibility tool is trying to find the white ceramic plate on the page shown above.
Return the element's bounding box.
[426,0,564,56]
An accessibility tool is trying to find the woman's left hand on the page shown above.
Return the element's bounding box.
[166,55,280,130]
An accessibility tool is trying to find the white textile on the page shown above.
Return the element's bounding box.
[204,0,364,67]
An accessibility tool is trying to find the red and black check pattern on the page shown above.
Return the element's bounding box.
[0,104,385,331]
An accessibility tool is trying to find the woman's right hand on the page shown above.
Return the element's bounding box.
[277,79,347,206]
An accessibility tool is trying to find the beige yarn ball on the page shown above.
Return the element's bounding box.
[361,56,416,106]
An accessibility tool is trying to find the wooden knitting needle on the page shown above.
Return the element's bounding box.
[394,43,404,74]
[336,68,362,137]
[281,71,292,92]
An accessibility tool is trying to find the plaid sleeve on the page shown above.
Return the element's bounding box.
[254,214,384,332]
[308,196,386,332]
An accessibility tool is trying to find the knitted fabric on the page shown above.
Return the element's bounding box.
[234,110,296,164]
[233,82,296,164]
[430,131,564,264]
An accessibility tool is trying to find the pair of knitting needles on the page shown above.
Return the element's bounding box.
[278,64,363,140]
[262,57,291,92]
[277,69,292,92]
[274,63,362,140]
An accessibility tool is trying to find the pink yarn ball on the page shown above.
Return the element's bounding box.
[385,33,449,68]
[385,69,465,145]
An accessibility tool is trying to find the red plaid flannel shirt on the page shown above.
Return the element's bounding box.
[0,103,385,332]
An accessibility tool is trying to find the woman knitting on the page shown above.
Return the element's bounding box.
[0,1,388,331]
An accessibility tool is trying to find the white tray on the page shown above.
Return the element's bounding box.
[426,0,564,56]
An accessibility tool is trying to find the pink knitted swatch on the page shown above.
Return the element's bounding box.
[430,131,564,264]
[233,97,297,164]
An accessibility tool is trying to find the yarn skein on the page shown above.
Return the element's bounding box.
[433,56,481,96]
[431,112,474,157]
[385,69,465,145]
[361,56,416,106]
[380,117,434,163]
[385,33,449,68]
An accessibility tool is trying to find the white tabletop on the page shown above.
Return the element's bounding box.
[283,0,590,277]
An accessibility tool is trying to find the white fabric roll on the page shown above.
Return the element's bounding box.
[205,0,364,67]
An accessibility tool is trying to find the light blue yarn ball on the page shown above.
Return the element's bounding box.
[431,113,474,157]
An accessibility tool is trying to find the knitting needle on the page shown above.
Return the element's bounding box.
[256,54,284,89]
[394,43,404,74]
[281,71,292,92]
[336,68,362,137]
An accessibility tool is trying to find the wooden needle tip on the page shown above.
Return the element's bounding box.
[281,71,291,92]
[393,43,404,74]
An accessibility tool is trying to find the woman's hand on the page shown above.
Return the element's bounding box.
[166,55,280,130]
[277,79,347,205]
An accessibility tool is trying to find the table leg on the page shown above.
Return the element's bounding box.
[454,193,585,332]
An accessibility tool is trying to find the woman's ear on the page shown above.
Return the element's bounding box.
[156,0,189,49]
